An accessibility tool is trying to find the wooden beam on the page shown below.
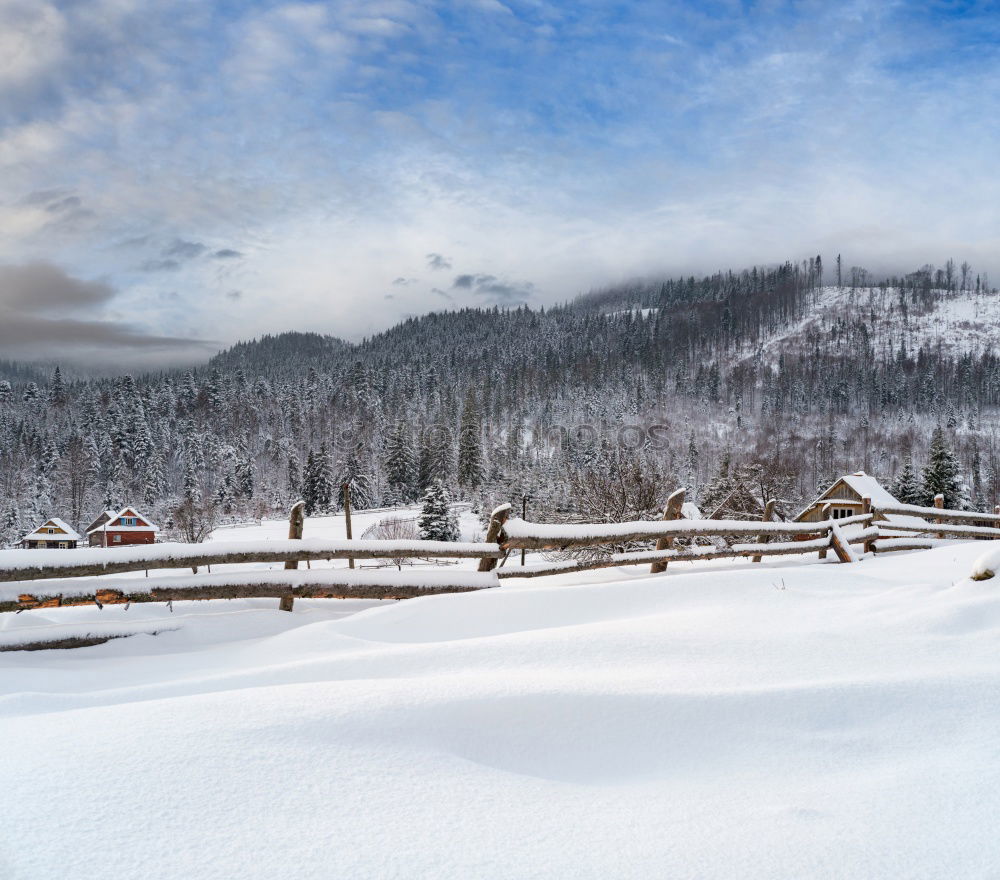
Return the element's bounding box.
[818,503,832,559]
[873,521,1000,540]
[280,501,305,612]
[650,487,685,574]
[861,497,874,553]
[479,504,511,572]
[500,514,872,552]
[498,538,833,580]
[0,541,504,584]
[343,484,355,571]
[752,499,776,563]
[874,501,1000,525]
[828,526,854,563]
[10,571,500,611]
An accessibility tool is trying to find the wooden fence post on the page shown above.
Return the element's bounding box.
[478,504,511,572]
[818,502,831,559]
[280,501,305,612]
[934,493,945,539]
[343,483,354,570]
[650,488,685,574]
[752,498,776,563]
[861,496,874,553]
[520,494,528,567]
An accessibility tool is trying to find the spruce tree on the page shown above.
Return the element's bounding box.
[384,420,417,503]
[890,458,921,505]
[921,426,963,508]
[417,481,460,542]
[458,392,485,493]
[302,445,335,515]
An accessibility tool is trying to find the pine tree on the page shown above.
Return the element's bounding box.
[301,450,317,513]
[417,481,460,542]
[458,392,485,493]
[890,458,921,505]
[182,455,201,503]
[921,426,963,508]
[302,445,334,515]
[683,432,699,498]
[48,366,67,406]
[286,451,301,499]
[384,420,417,503]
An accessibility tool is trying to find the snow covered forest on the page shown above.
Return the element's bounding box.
[2,255,999,545]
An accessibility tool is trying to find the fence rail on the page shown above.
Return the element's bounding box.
[0,538,502,584]
[4,490,1000,618]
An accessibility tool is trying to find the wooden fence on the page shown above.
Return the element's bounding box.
[3,491,999,617]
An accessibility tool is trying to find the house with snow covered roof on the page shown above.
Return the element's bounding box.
[20,518,82,549]
[86,506,159,547]
[794,472,928,529]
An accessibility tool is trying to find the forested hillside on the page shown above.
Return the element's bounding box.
[1,256,997,545]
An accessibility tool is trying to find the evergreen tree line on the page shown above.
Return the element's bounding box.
[1,257,998,545]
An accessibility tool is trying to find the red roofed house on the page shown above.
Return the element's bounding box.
[86,506,159,547]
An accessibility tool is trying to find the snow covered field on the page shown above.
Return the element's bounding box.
[2,522,1000,878]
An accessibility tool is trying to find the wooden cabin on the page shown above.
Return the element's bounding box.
[20,518,82,549]
[85,506,159,547]
[794,472,927,529]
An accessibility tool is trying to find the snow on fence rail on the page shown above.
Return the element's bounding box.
[6,489,1000,617]
[0,569,500,611]
[476,494,874,579]
[0,539,502,584]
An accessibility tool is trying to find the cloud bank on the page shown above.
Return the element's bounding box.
[2,0,999,362]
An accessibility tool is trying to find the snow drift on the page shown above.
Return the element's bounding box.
[2,542,1000,879]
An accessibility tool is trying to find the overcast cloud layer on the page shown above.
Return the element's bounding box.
[1,0,999,364]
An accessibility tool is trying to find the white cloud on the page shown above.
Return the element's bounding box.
[2,0,1000,359]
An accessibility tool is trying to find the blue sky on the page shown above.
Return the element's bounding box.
[1,0,999,364]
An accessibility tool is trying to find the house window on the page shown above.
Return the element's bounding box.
[47,528,55,534]
[831,508,853,519]
[121,517,136,526]
[59,542,68,549]
[113,534,122,543]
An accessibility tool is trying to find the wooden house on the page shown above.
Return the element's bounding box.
[793,472,927,529]
[85,506,159,547]
[20,518,82,549]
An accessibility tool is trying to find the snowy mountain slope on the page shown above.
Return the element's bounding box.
[753,285,1000,362]
[2,542,999,879]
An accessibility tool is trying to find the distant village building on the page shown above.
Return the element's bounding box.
[20,518,82,549]
[794,472,928,529]
[85,507,160,547]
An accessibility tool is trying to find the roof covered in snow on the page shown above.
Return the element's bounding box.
[21,518,82,542]
[799,472,928,528]
[88,507,160,533]
[84,510,118,535]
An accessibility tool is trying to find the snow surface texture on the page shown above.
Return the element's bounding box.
[3,539,1000,878]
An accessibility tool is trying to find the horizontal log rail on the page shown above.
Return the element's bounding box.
[872,521,1000,540]
[871,537,944,553]
[0,538,504,584]
[498,537,834,580]
[500,513,873,552]
[3,569,500,612]
[874,502,1000,525]
[498,527,881,580]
